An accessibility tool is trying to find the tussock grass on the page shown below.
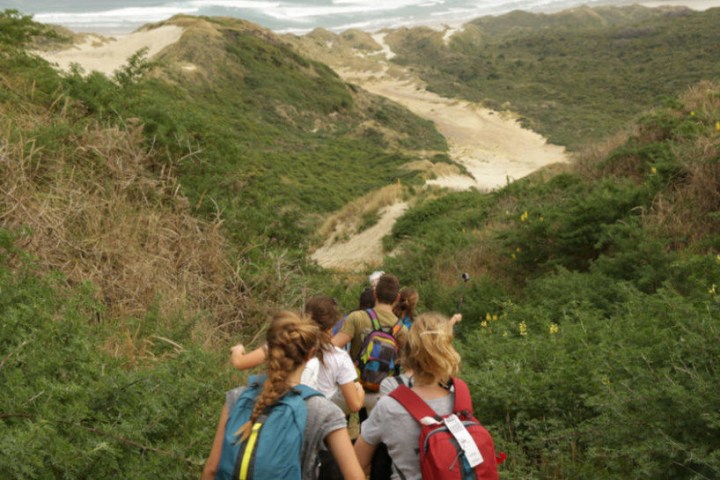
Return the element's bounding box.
[0,120,247,328]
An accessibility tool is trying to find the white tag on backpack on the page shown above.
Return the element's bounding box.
[444,414,484,468]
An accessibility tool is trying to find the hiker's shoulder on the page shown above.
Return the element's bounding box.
[344,309,370,325]
[225,385,248,409]
[305,395,345,428]
[375,308,401,328]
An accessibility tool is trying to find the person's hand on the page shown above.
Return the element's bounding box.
[230,343,246,356]
[450,313,462,325]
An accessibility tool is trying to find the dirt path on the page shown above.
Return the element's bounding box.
[311,202,408,270]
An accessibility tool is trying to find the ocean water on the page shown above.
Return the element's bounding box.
[0,0,664,34]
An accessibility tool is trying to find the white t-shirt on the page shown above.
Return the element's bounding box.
[300,357,320,390]
[316,346,357,398]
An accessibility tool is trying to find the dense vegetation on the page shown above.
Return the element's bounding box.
[67,15,446,248]
[2,6,719,479]
[0,10,444,476]
[385,5,720,149]
[379,82,720,478]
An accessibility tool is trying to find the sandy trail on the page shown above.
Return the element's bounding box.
[356,77,567,191]
[311,32,568,269]
[37,25,184,76]
[32,22,567,270]
[311,202,408,270]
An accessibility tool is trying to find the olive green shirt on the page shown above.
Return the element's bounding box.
[340,308,407,361]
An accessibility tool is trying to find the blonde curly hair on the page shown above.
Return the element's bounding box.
[404,312,460,386]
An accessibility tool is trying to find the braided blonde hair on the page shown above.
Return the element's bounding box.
[404,312,460,386]
[238,311,320,440]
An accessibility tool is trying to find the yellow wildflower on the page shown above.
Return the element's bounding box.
[520,211,529,222]
[650,166,657,175]
[549,323,559,334]
[709,284,717,295]
[716,254,720,264]
[486,313,491,321]
[511,253,516,260]
[518,321,528,336]
[690,111,696,116]
[516,247,522,253]
[481,321,488,328]
[716,121,720,132]
[492,314,498,322]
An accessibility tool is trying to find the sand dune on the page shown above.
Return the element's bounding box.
[37,25,184,76]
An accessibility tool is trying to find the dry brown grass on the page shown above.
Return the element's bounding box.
[0,118,249,334]
[315,182,404,243]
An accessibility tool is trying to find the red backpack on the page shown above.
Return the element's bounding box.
[389,378,506,480]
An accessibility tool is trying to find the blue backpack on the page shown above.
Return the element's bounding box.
[215,374,322,480]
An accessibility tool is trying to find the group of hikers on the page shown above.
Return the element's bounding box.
[201,272,503,480]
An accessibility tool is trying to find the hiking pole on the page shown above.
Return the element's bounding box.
[456,272,470,313]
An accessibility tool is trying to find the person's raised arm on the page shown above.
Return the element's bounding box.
[353,436,378,475]
[331,332,351,348]
[325,428,365,480]
[201,404,228,480]
[230,343,267,371]
[339,381,365,413]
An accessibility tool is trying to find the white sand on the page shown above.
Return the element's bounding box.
[311,202,408,269]
[37,25,184,76]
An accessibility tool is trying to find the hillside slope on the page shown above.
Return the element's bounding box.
[384,5,720,148]
[376,81,720,479]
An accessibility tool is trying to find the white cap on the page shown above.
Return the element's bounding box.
[368,270,385,287]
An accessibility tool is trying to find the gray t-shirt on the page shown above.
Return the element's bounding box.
[379,373,413,397]
[360,391,455,480]
[225,386,347,480]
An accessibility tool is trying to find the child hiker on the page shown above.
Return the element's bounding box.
[202,311,364,480]
[230,295,364,413]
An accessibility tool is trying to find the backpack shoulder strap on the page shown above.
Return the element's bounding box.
[366,308,380,331]
[389,385,438,424]
[390,318,404,337]
[291,384,324,401]
[451,377,473,414]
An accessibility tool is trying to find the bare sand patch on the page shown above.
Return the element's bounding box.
[306,30,568,269]
[357,78,567,191]
[311,202,408,270]
[37,25,184,76]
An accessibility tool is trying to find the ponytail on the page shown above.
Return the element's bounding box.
[393,287,419,323]
[304,295,340,365]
